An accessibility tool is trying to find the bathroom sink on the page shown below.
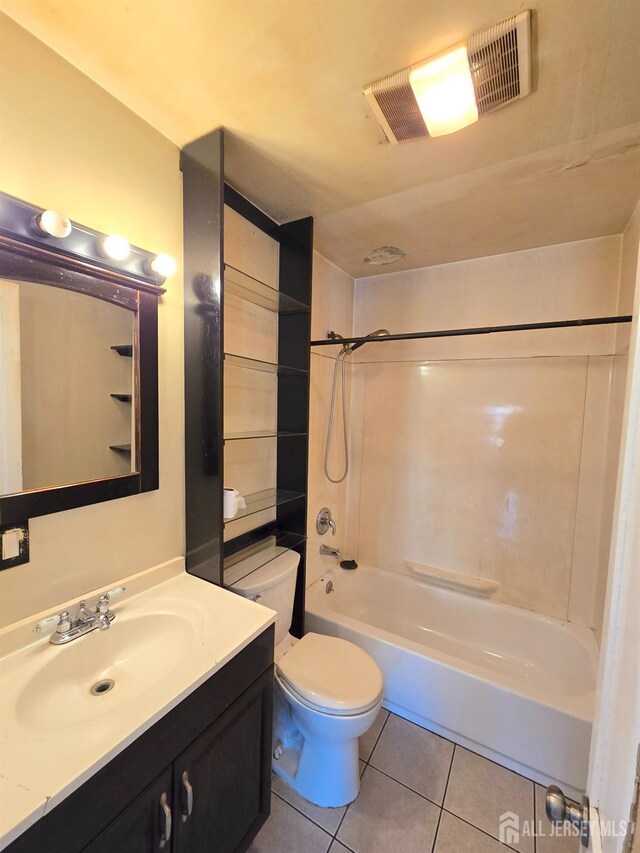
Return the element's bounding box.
[0,560,276,850]
[14,612,197,734]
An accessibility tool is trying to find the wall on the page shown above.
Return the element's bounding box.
[306,252,354,587]
[592,203,640,638]
[0,14,184,627]
[336,236,628,628]
[18,283,133,489]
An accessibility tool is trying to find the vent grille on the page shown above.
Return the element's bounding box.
[370,68,428,143]
[363,10,531,144]
[468,16,521,115]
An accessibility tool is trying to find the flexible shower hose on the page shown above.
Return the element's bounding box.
[323,348,350,483]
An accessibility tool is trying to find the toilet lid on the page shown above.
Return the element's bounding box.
[276,633,383,715]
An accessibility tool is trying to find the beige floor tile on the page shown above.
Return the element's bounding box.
[444,748,534,853]
[358,708,389,761]
[370,713,454,804]
[248,794,332,853]
[272,773,347,834]
[435,811,511,852]
[329,843,353,853]
[337,765,440,853]
[535,785,582,852]
[359,759,366,777]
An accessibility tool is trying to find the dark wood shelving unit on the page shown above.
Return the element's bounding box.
[111,344,133,357]
[181,128,312,638]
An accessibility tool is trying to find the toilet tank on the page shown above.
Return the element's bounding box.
[228,550,300,646]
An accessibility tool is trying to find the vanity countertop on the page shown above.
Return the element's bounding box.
[0,557,276,850]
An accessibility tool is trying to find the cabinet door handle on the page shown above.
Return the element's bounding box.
[181,770,194,822]
[159,792,172,848]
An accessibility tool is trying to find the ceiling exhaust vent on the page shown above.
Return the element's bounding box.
[364,10,531,144]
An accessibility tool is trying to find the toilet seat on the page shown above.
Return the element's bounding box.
[276,633,383,716]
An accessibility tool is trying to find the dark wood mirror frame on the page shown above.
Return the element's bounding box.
[0,233,164,526]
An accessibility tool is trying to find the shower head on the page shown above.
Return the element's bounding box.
[348,328,391,353]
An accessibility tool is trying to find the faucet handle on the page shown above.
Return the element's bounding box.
[56,612,72,634]
[97,594,110,615]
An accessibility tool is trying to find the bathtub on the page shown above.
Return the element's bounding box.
[306,563,598,796]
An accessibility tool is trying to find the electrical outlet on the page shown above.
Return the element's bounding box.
[0,521,29,570]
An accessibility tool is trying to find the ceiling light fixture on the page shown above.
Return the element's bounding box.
[363,10,531,144]
[409,44,478,137]
[101,234,131,261]
[34,209,72,239]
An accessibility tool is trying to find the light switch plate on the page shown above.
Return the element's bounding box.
[0,521,29,570]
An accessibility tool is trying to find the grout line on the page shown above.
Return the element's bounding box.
[333,712,390,844]
[451,741,540,785]
[430,744,457,853]
[440,808,521,852]
[363,762,445,810]
[365,709,390,765]
[271,790,335,840]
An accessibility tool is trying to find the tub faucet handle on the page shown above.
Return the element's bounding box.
[316,507,336,536]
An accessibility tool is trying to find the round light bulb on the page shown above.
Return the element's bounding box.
[150,253,177,278]
[36,209,72,239]
[102,234,130,261]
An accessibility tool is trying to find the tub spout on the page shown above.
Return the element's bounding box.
[320,545,341,558]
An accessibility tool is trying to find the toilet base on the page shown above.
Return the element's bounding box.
[274,732,361,808]
[272,676,382,808]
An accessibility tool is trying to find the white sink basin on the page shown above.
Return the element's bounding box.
[15,612,197,734]
[0,558,276,851]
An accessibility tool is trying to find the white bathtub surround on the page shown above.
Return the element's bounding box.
[339,237,631,632]
[0,557,276,851]
[306,563,598,797]
[306,253,355,587]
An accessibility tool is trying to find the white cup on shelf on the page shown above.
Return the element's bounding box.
[224,488,246,520]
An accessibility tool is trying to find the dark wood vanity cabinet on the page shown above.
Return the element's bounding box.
[80,769,173,853]
[6,627,274,853]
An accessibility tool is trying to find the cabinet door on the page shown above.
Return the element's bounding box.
[174,667,273,853]
[82,768,173,853]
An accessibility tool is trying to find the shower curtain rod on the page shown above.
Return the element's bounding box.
[310,315,633,347]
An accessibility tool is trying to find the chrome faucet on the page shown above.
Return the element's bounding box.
[35,587,125,645]
[320,544,341,558]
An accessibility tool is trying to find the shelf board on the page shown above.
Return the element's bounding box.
[109,444,132,454]
[111,345,133,357]
[110,393,132,403]
[224,264,308,315]
[224,488,304,526]
[224,352,308,376]
[223,429,306,442]
[223,530,307,586]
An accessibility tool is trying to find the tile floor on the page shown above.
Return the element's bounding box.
[249,709,581,853]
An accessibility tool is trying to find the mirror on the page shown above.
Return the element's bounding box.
[0,207,162,528]
[0,280,136,495]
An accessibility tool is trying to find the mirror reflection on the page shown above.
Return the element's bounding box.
[0,280,135,495]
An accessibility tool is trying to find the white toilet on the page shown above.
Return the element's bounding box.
[229,550,383,808]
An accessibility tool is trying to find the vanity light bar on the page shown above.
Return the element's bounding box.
[0,192,175,286]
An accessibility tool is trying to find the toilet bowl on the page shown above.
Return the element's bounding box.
[229,550,383,807]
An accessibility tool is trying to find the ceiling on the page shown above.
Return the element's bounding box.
[2,0,640,276]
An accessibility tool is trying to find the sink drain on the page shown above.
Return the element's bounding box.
[90,678,115,696]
